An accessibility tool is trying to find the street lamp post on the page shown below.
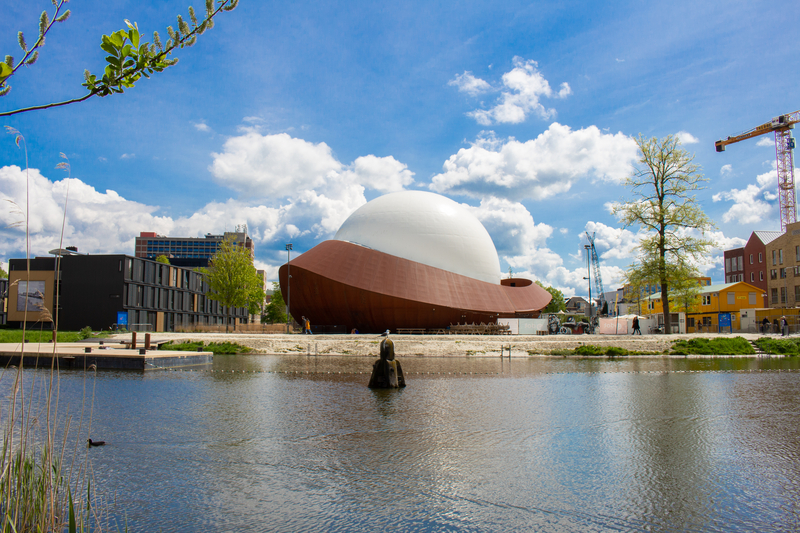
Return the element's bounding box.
[285,243,292,333]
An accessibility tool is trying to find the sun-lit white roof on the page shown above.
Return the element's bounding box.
[334,191,501,284]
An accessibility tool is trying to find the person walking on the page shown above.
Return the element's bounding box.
[304,316,312,335]
[632,316,641,335]
[782,316,789,337]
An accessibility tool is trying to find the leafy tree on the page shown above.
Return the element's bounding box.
[0,264,7,279]
[613,135,715,333]
[197,237,265,332]
[155,255,170,265]
[535,281,566,313]
[263,281,287,324]
[1,0,239,116]
[670,269,703,318]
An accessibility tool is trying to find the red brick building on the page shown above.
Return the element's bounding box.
[724,231,781,295]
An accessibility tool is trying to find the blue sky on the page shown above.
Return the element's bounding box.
[1,0,798,298]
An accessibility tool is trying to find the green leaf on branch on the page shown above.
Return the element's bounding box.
[0,62,12,84]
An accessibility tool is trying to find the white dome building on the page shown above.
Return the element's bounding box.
[279,191,551,333]
[334,191,501,284]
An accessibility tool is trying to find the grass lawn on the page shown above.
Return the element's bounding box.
[0,327,109,344]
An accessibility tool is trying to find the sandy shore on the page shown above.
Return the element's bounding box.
[108,331,774,357]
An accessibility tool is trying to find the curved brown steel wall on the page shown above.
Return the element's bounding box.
[278,240,551,333]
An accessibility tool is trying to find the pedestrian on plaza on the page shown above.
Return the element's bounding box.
[782,316,789,337]
[305,316,312,335]
[632,316,641,335]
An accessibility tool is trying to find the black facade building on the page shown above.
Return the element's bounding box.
[7,255,249,332]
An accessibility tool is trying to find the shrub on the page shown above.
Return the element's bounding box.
[160,340,251,355]
[670,337,754,356]
[754,337,800,355]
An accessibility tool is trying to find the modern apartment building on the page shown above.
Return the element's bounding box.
[6,254,250,332]
[134,227,254,268]
[764,221,800,308]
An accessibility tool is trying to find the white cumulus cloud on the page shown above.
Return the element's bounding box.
[448,71,492,96]
[430,124,639,200]
[756,137,774,147]
[465,57,571,125]
[712,166,779,224]
[675,131,699,145]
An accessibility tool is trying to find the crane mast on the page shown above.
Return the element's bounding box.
[716,111,800,231]
[585,232,605,311]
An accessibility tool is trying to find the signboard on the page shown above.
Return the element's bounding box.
[117,311,128,326]
[718,312,732,333]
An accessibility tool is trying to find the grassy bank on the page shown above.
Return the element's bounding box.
[533,336,758,356]
[539,345,661,356]
[159,340,251,355]
[670,337,755,356]
[754,337,800,355]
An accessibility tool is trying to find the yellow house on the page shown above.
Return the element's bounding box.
[644,281,766,333]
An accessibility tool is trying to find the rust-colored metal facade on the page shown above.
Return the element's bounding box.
[278,240,551,333]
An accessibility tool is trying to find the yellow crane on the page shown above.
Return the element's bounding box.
[716,111,799,231]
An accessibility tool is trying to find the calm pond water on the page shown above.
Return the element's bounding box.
[8,355,800,532]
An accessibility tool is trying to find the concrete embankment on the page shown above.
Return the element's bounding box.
[110,332,771,357]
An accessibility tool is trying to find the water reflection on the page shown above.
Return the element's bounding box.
[3,355,799,532]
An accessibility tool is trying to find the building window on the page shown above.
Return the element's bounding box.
[781,268,787,279]
[687,317,695,328]
[795,286,800,303]
[702,295,711,306]
[760,271,764,281]
[750,292,757,305]
[780,249,784,264]
[797,245,800,262]
[725,257,730,273]
[751,272,754,282]
[750,254,754,264]
[781,287,787,304]
[773,250,777,265]
[772,288,779,304]
[771,269,778,280]
[759,252,763,263]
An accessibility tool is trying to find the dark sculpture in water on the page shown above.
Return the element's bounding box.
[368,331,406,388]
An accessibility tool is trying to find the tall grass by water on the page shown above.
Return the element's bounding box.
[1,128,114,531]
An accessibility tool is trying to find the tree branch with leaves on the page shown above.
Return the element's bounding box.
[0,0,239,117]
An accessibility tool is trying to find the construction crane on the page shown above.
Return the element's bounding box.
[585,232,605,313]
[716,110,800,231]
